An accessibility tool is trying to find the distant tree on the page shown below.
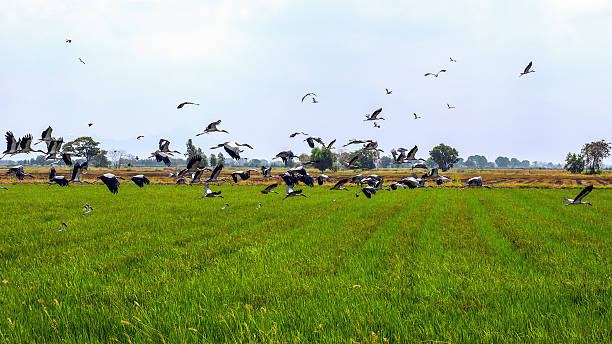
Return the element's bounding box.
[425,158,438,169]
[378,156,393,168]
[310,147,334,172]
[581,139,611,174]
[466,155,488,169]
[429,143,459,171]
[217,153,225,166]
[509,158,521,168]
[209,153,217,167]
[355,148,377,170]
[109,149,126,169]
[495,156,510,168]
[454,157,465,168]
[62,137,103,161]
[90,150,110,167]
[521,160,530,168]
[298,153,309,163]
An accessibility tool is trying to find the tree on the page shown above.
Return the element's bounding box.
[378,156,393,168]
[349,148,377,170]
[109,149,126,169]
[564,153,585,174]
[62,137,103,161]
[90,150,110,167]
[495,156,510,168]
[310,147,334,172]
[209,153,217,167]
[466,155,488,169]
[429,143,459,171]
[581,139,610,174]
[509,158,521,168]
[521,160,531,168]
[217,153,225,166]
[298,153,310,163]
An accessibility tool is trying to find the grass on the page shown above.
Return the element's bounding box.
[0,184,610,343]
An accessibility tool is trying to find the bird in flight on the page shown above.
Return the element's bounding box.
[78,58,85,64]
[413,113,422,119]
[520,61,535,77]
[65,39,72,44]
[196,120,229,136]
[564,185,593,206]
[373,122,380,128]
[301,92,317,103]
[289,132,308,138]
[88,123,93,127]
[424,69,446,77]
[177,102,199,109]
[446,103,455,109]
[137,136,144,140]
[364,108,384,121]
[449,57,456,62]
[311,97,319,104]
[385,88,392,95]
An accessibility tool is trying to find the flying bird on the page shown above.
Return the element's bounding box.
[424,69,446,77]
[449,57,456,62]
[48,167,69,186]
[137,136,144,140]
[196,120,229,136]
[329,178,350,190]
[158,139,181,155]
[564,185,593,206]
[177,102,199,109]
[78,58,86,64]
[1,132,19,159]
[231,169,258,183]
[364,108,384,121]
[261,166,272,178]
[312,98,319,103]
[274,150,297,165]
[150,151,171,167]
[385,88,392,95]
[65,39,72,43]
[373,122,380,128]
[6,165,34,180]
[304,136,325,148]
[317,174,332,185]
[446,103,455,109]
[34,126,53,145]
[301,92,317,103]
[98,173,124,194]
[346,155,360,169]
[0,186,7,190]
[260,183,279,194]
[289,132,308,138]
[210,141,253,160]
[413,113,422,119]
[326,139,336,150]
[131,175,150,187]
[88,123,93,127]
[70,161,89,183]
[200,186,223,198]
[343,139,373,147]
[282,185,306,200]
[177,155,203,178]
[520,61,535,77]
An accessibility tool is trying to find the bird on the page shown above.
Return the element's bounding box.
[449,57,456,62]
[461,176,491,189]
[48,167,69,186]
[189,168,211,184]
[520,61,535,77]
[6,165,34,180]
[446,103,455,109]
[261,183,279,194]
[150,151,171,167]
[158,139,181,155]
[1,132,19,159]
[221,203,230,210]
[177,155,203,178]
[82,203,93,216]
[280,172,299,187]
[34,126,53,145]
[364,108,384,121]
[564,185,593,206]
[0,186,7,190]
[65,39,72,43]
[16,134,45,155]
[312,97,319,104]
[177,102,199,109]
[326,139,336,150]
[78,57,86,64]
[304,136,325,148]
[413,113,422,119]
[137,136,144,140]
[61,152,75,166]
[373,122,380,128]
[385,88,392,95]
[411,162,427,170]
[210,142,253,160]
[131,175,150,187]
[329,178,350,191]
[301,93,317,103]
[343,139,373,147]
[404,146,426,162]
[231,169,258,183]
[176,177,187,185]
[88,123,93,127]
[274,150,297,165]
[363,141,383,152]
[289,132,308,138]
[388,182,406,190]
[361,186,378,199]
[257,202,262,209]
[317,174,332,185]
[97,173,124,194]
[283,185,306,200]
[424,69,446,77]
[204,164,225,183]
[261,166,273,178]
[196,120,229,135]
[200,186,223,198]
[43,137,64,159]
[59,222,67,232]
[346,155,360,169]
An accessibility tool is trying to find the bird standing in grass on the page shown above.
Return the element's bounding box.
[59,222,67,232]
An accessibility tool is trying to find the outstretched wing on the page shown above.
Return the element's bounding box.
[574,185,593,202]
[523,61,532,74]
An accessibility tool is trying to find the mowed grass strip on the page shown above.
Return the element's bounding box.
[0,185,609,343]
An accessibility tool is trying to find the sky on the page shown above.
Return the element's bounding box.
[1,0,611,164]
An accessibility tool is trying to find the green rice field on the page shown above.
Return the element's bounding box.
[0,185,610,343]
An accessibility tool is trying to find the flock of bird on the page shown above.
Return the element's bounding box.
[0,50,595,233]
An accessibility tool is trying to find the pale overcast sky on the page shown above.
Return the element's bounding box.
[1,0,611,163]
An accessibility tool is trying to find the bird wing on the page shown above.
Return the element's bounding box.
[186,155,202,170]
[407,145,418,159]
[424,73,432,76]
[439,69,447,73]
[62,153,73,166]
[42,126,52,140]
[371,107,383,118]
[574,185,593,202]
[348,155,359,166]
[210,164,223,179]
[301,93,315,102]
[524,61,532,74]
[264,183,278,192]
[326,139,336,149]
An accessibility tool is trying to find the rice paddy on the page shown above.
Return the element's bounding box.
[0,184,610,343]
